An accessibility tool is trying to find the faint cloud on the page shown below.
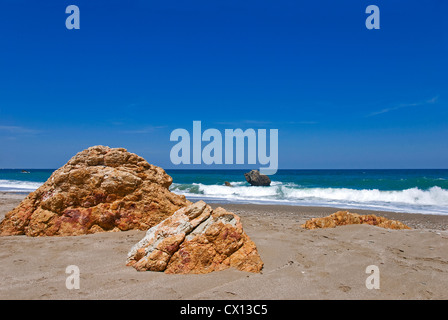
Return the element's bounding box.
[426,95,439,104]
[121,126,167,134]
[287,121,318,125]
[0,125,42,134]
[243,120,273,125]
[368,106,406,117]
[214,120,317,126]
[215,120,273,126]
[367,95,439,117]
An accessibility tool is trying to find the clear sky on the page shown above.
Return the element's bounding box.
[0,0,447,169]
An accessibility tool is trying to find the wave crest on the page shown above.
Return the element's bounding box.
[170,182,448,215]
[0,179,43,192]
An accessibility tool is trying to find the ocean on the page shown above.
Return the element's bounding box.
[1,169,447,215]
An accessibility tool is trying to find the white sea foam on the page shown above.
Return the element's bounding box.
[3,177,447,214]
[282,186,448,206]
[0,180,43,192]
[170,181,448,215]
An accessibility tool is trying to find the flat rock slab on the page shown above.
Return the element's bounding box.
[301,211,411,230]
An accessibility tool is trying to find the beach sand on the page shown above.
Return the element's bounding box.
[0,192,447,300]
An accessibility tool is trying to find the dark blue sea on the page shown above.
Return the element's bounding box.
[1,169,447,215]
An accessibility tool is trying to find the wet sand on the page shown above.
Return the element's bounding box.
[1,192,447,300]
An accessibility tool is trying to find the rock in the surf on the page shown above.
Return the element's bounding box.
[244,170,271,186]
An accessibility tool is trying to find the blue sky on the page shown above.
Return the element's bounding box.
[0,0,447,169]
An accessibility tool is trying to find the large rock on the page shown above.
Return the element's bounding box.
[301,211,411,230]
[126,201,263,274]
[244,170,271,186]
[0,146,189,236]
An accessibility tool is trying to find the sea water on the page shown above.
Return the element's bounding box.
[1,169,447,215]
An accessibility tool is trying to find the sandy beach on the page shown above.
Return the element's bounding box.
[0,192,447,300]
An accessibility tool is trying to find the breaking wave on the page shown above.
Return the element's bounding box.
[0,179,43,193]
[2,175,447,215]
[170,181,448,215]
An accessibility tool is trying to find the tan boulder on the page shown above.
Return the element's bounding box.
[127,201,263,274]
[301,211,411,230]
[0,146,189,236]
